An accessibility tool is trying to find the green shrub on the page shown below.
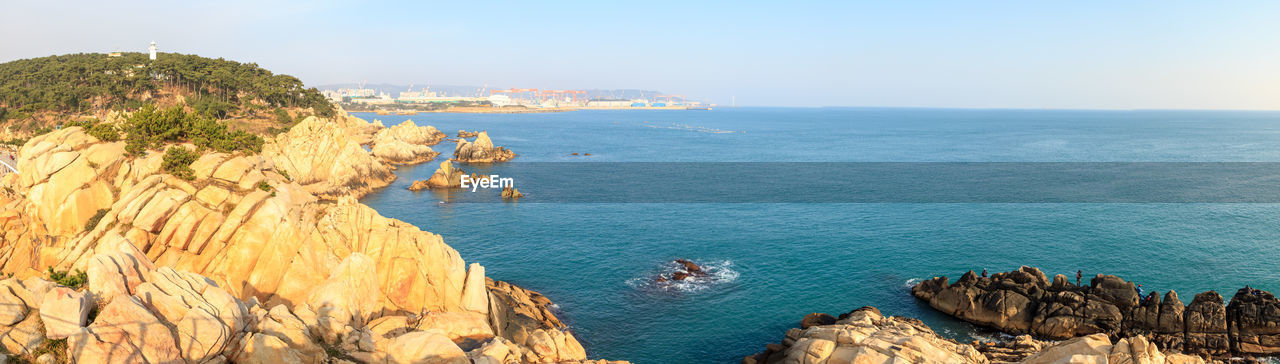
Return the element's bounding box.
[84,209,108,232]
[273,108,293,125]
[162,146,198,180]
[86,123,120,142]
[47,267,88,288]
[123,104,264,155]
[257,180,272,192]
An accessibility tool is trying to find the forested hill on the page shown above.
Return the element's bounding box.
[0,52,333,134]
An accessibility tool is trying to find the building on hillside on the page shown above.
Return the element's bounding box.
[149,41,157,60]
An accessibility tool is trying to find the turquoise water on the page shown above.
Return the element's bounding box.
[357,108,1280,363]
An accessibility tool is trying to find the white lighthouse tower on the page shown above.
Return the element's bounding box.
[149,41,157,60]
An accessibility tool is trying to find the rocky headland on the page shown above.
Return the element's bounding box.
[453,132,516,164]
[747,306,1209,364]
[0,113,623,363]
[912,266,1280,361]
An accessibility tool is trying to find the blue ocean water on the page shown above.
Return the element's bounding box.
[356,108,1280,363]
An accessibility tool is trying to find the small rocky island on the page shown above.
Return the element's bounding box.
[408,159,469,191]
[453,131,516,163]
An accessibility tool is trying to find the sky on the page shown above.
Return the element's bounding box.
[2,1,1279,109]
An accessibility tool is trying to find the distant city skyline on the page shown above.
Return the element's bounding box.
[2,1,1279,109]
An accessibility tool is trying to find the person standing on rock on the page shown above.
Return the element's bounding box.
[1136,283,1143,297]
[981,268,987,278]
[1076,270,1082,286]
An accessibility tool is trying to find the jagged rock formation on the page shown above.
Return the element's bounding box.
[913,266,1280,359]
[264,114,395,199]
[458,130,480,138]
[370,120,446,165]
[0,117,624,363]
[417,159,468,190]
[745,306,990,364]
[453,131,516,163]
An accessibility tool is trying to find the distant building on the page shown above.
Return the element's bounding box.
[149,41,157,60]
[108,51,122,58]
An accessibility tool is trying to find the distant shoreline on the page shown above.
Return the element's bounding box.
[348,105,710,115]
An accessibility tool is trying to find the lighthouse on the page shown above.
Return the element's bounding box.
[149,41,157,60]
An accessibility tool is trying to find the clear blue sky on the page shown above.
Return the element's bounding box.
[2,1,1278,109]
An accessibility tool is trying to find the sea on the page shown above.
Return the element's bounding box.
[355,108,1280,363]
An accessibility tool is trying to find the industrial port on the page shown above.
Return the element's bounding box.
[323,83,714,113]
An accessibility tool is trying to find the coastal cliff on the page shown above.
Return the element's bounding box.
[0,116,621,363]
[912,266,1280,360]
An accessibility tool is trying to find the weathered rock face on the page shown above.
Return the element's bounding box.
[0,121,625,363]
[912,267,1272,359]
[458,130,480,138]
[745,306,990,364]
[370,120,445,165]
[453,131,516,163]
[264,114,396,199]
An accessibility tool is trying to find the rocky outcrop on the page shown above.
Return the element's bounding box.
[501,186,524,200]
[912,267,1279,359]
[453,131,516,163]
[0,122,624,363]
[745,306,990,364]
[749,305,1207,364]
[370,120,445,165]
[264,114,395,199]
[419,159,468,189]
[0,239,618,364]
[458,130,480,138]
[1019,333,1206,364]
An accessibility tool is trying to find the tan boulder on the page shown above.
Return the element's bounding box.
[0,285,28,326]
[1021,333,1112,364]
[385,330,468,364]
[233,332,304,364]
[415,311,494,342]
[39,286,92,339]
[459,263,489,314]
[307,253,381,341]
[70,296,183,364]
[257,304,328,364]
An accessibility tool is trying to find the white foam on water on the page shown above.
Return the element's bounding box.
[627,259,740,293]
[904,278,923,290]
